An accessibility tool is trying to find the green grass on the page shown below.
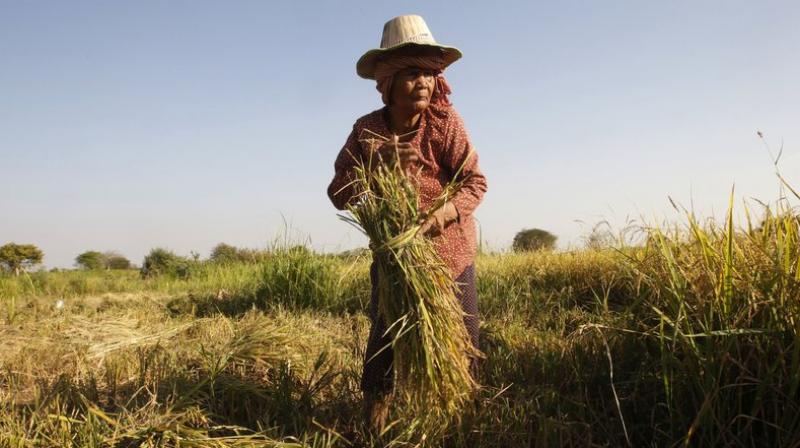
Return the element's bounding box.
[1,199,799,446]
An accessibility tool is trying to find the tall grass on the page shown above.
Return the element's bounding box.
[622,196,800,446]
[0,251,370,323]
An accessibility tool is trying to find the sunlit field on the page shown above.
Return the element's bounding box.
[2,197,799,447]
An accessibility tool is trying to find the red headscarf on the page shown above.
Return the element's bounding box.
[373,55,453,107]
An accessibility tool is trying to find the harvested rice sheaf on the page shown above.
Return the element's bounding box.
[339,131,481,429]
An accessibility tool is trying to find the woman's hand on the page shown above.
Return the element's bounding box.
[419,202,459,237]
[374,134,419,171]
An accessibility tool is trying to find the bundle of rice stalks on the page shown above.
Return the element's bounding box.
[339,131,480,430]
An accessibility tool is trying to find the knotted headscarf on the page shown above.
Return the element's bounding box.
[374,55,453,107]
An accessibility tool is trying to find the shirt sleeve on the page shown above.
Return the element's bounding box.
[327,123,364,211]
[441,110,487,220]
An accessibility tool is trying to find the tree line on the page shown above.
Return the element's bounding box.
[1,229,571,277]
[0,243,134,276]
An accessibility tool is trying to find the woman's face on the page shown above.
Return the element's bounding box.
[389,67,437,114]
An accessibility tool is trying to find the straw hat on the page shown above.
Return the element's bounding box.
[356,15,462,80]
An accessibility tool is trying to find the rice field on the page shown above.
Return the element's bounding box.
[1,199,799,447]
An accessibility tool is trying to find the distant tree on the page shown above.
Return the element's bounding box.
[210,243,240,264]
[75,250,131,270]
[104,252,132,270]
[75,251,106,270]
[512,228,557,252]
[0,243,44,276]
[209,243,269,264]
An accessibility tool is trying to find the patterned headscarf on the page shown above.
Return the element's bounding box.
[374,55,453,107]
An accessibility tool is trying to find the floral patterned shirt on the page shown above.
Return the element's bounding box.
[327,105,487,277]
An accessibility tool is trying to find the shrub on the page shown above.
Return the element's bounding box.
[210,243,241,264]
[140,248,195,279]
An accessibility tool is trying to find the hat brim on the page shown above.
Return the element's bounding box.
[356,43,462,80]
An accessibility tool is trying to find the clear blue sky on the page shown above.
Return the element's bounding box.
[2,1,799,268]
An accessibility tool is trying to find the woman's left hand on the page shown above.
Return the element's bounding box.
[418,202,459,237]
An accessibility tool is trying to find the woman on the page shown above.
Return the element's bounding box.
[326,15,487,431]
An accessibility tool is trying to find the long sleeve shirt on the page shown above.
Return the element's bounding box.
[327,105,487,277]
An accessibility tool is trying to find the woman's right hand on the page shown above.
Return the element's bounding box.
[375,135,419,171]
